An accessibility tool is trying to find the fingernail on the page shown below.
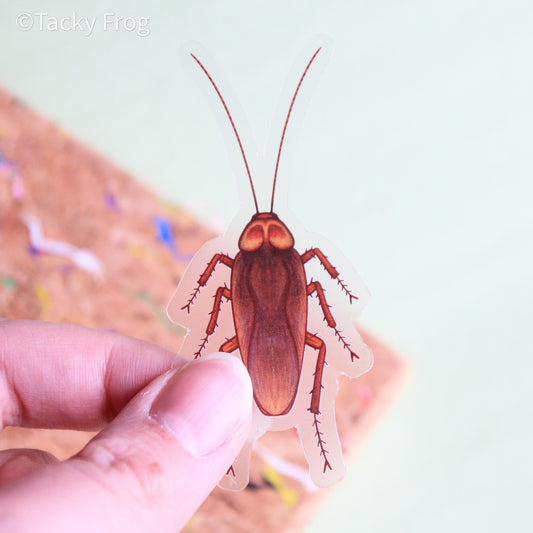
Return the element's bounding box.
[150,353,252,457]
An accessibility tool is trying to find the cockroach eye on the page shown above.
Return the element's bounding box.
[238,223,264,252]
[268,222,294,250]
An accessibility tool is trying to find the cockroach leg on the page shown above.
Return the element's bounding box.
[194,286,231,358]
[312,413,332,473]
[218,330,241,485]
[181,253,234,313]
[220,336,239,353]
[305,332,326,414]
[307,281,359,361]
[305,332,332,472]
[301,248,358,303]
[307,281,335,326]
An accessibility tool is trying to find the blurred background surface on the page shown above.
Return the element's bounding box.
[1,1,531,531]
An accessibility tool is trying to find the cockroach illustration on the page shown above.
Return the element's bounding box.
[169,44,372,489]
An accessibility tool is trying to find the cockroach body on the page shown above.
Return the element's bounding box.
[181,48,361,473]
[233,212,306,416]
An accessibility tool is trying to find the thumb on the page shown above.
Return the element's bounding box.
[0,353,253,533]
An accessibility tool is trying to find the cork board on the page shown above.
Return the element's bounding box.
[0,87,409,532]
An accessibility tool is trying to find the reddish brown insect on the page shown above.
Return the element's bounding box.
[180,48,361,473]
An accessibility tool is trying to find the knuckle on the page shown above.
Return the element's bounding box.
[77,434,167,503]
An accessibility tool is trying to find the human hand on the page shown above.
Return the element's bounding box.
[0,320,252,532]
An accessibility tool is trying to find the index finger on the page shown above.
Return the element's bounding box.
[0,320,182,430]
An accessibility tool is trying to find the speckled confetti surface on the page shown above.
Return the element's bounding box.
[0,86,409,532]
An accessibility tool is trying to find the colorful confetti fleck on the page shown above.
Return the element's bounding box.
[153,216,193,262]
[262,464,299,507]
[254,441,317,493]
[356,382,374,411]
[33,283,51,315]
[126,243,160,262]
[23,215,103,275]
[104,191,119,210]
[1,275,18,289]
[0,151,24,200]
[122,287,186,337]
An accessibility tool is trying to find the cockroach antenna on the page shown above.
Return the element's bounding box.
[190,53,259,213]
[270,47,322,213]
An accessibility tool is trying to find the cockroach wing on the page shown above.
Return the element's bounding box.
[232,247,307,416]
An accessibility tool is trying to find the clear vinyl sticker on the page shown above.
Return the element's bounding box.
[168,38,373,490]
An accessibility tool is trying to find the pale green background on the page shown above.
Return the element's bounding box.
[1,1,532,532]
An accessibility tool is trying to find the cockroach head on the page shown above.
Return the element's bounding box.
[238,213,295,252]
